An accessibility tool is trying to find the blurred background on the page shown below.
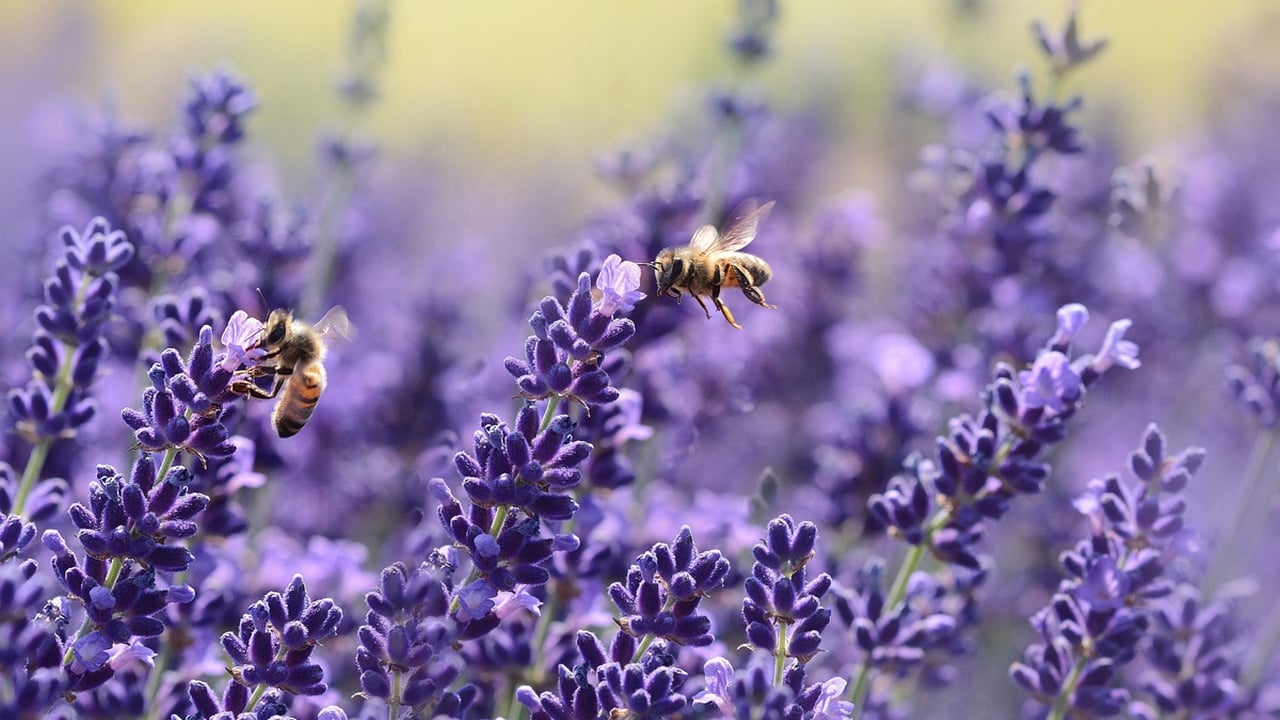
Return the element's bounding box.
[2,0,1278,244]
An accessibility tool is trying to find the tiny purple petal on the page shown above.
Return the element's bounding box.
[595,254,646,316]
[812,677,854,720]
[219,310,266,371]
[1089,318,1141,373]
[693,657,735,716]
[494,585,542,619]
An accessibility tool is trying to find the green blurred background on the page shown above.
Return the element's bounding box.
[2,0,1277,229]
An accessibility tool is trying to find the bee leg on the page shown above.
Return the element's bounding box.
[664,287,683,304]
[710,282,742,329]
[730,264,776,309]
[691,292,713,320]
[245,362,294,379]
[231,375,287,400]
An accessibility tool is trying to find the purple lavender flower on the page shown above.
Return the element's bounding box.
[215,574,342,702]
[1011,425,1207,717]
[355,562,477,718]
[1031,4,1108,78]
[595,253,647,317]
[0,561,68,717]
[691,656,853,720]
[742,515,832,665]
[172,67,257,220]
[505,268,638,407]
[608,526,731,648]
[121,323,244,463]
[30,454,203,695]
[44,539,195,691]
[450,403,592,521]
[65,457,208,573]
[433,476,578,600]
[517,632,688,720]
[7,218,134,519]
[846,305,1140,713]
[1127,587,1250,718]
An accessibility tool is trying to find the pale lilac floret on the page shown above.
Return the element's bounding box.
[455,578,498,622]
[1088,318,1141,373]
[595,253,646,316]
[69,631,112,674]
[218,309,266,371]
[691,657,735,716]
[1018,351,1082,414]
[812,677,855,720]
[108,638,158,670]
[1050,303,1090,346]
[494,585,542,620]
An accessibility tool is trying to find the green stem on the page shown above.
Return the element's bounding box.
[1045,656,1088,720]
[540,397,561,433]
[447,504,512,615]
[63,557,125,666]
[1207,429,1276,592]
[12,279,93,518]
[12,440,53,519]
[246,683,269,713]
[155,446,180,488]
[848,504,954,713]
[388,666,403,720]
[774,623,788,686]
[503,679,524,720]
[632,634,655,664]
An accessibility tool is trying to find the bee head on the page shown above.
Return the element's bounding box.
[262,309,294,347]
[648,248,681,295]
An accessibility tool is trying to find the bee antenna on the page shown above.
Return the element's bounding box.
[254,288,269,313]
[639,261,659,269]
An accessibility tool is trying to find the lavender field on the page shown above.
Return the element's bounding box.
[2,2,1280,718]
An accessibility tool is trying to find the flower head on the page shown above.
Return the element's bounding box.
[1018,351,1083,415]
[595,253,646,316]
[1086,318,1141,374]
[219,309,266,371]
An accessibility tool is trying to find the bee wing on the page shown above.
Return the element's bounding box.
[312,305,354,348]
[689,224,720,252]
[709,199,776,254]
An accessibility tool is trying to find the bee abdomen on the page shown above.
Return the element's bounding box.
[272,363,327,438]
[740,257,772,285]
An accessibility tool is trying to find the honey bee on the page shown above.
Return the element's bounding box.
[646,199,777,329]
[232,306,352,437]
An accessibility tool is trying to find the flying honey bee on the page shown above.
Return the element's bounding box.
[646,199,777,329]
[232,306,352,437]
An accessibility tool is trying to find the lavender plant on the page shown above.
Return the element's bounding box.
[3,2,1280,718]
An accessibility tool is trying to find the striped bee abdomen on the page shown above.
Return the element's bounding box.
[272,361,328,438]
